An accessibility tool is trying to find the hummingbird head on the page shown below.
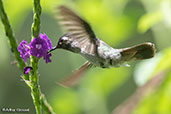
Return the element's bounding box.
[56,36,69,48]
[47,35,69,53]
[48,33,81,53]
[51,33,81,53]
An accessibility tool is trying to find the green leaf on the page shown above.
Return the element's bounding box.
[134,53,162,86]
[133,70,171,114]
[134,47,171,86]
[3,0,32,29]
[82,67,130,96]
[50,87,81,114]
[161,0,171,28]
[153,47,171,74]
[138,11,163,33]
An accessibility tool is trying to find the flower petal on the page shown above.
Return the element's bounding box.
[18,40,30,62]
[30,38,48,58]
[24,66,33,74]
[40,33,53,49]
[43,53,52,63]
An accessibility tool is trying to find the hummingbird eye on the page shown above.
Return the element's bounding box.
[57,36,70,47]
[59,41,62,45]
[60,36,69,42]
[58,38,64,45]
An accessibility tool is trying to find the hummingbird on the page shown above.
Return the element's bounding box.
[49,5,155,87]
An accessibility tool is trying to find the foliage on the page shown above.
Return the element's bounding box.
[0,0,170,114]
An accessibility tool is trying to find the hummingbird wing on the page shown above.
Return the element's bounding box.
[57,5,97,55]
[57,61,93,87]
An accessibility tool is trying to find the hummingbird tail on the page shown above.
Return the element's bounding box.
[120,42,155,61]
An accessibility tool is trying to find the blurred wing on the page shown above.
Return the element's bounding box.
[57,5,97,54]
[57,61,93,87]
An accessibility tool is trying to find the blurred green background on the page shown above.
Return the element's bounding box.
[0,0,171,114]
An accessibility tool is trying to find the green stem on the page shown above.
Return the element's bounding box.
[0,0,55,113]
[30,0,42,114]
[0,0,26,71]
[31,0,41,39]
[41,94,56,114]
[30,0,55,114]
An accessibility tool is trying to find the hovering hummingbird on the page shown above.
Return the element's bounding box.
[49,5,155,87]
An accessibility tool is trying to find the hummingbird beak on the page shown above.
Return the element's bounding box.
[48,46,58,53]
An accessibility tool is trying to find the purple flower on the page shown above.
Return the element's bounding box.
[18,33,53,63]
[18,40,30,62]
[24,66,33,74]
[30,33,53,63]
[30,38,48,58]
[39,33,53,50]
[43,53,52,63]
